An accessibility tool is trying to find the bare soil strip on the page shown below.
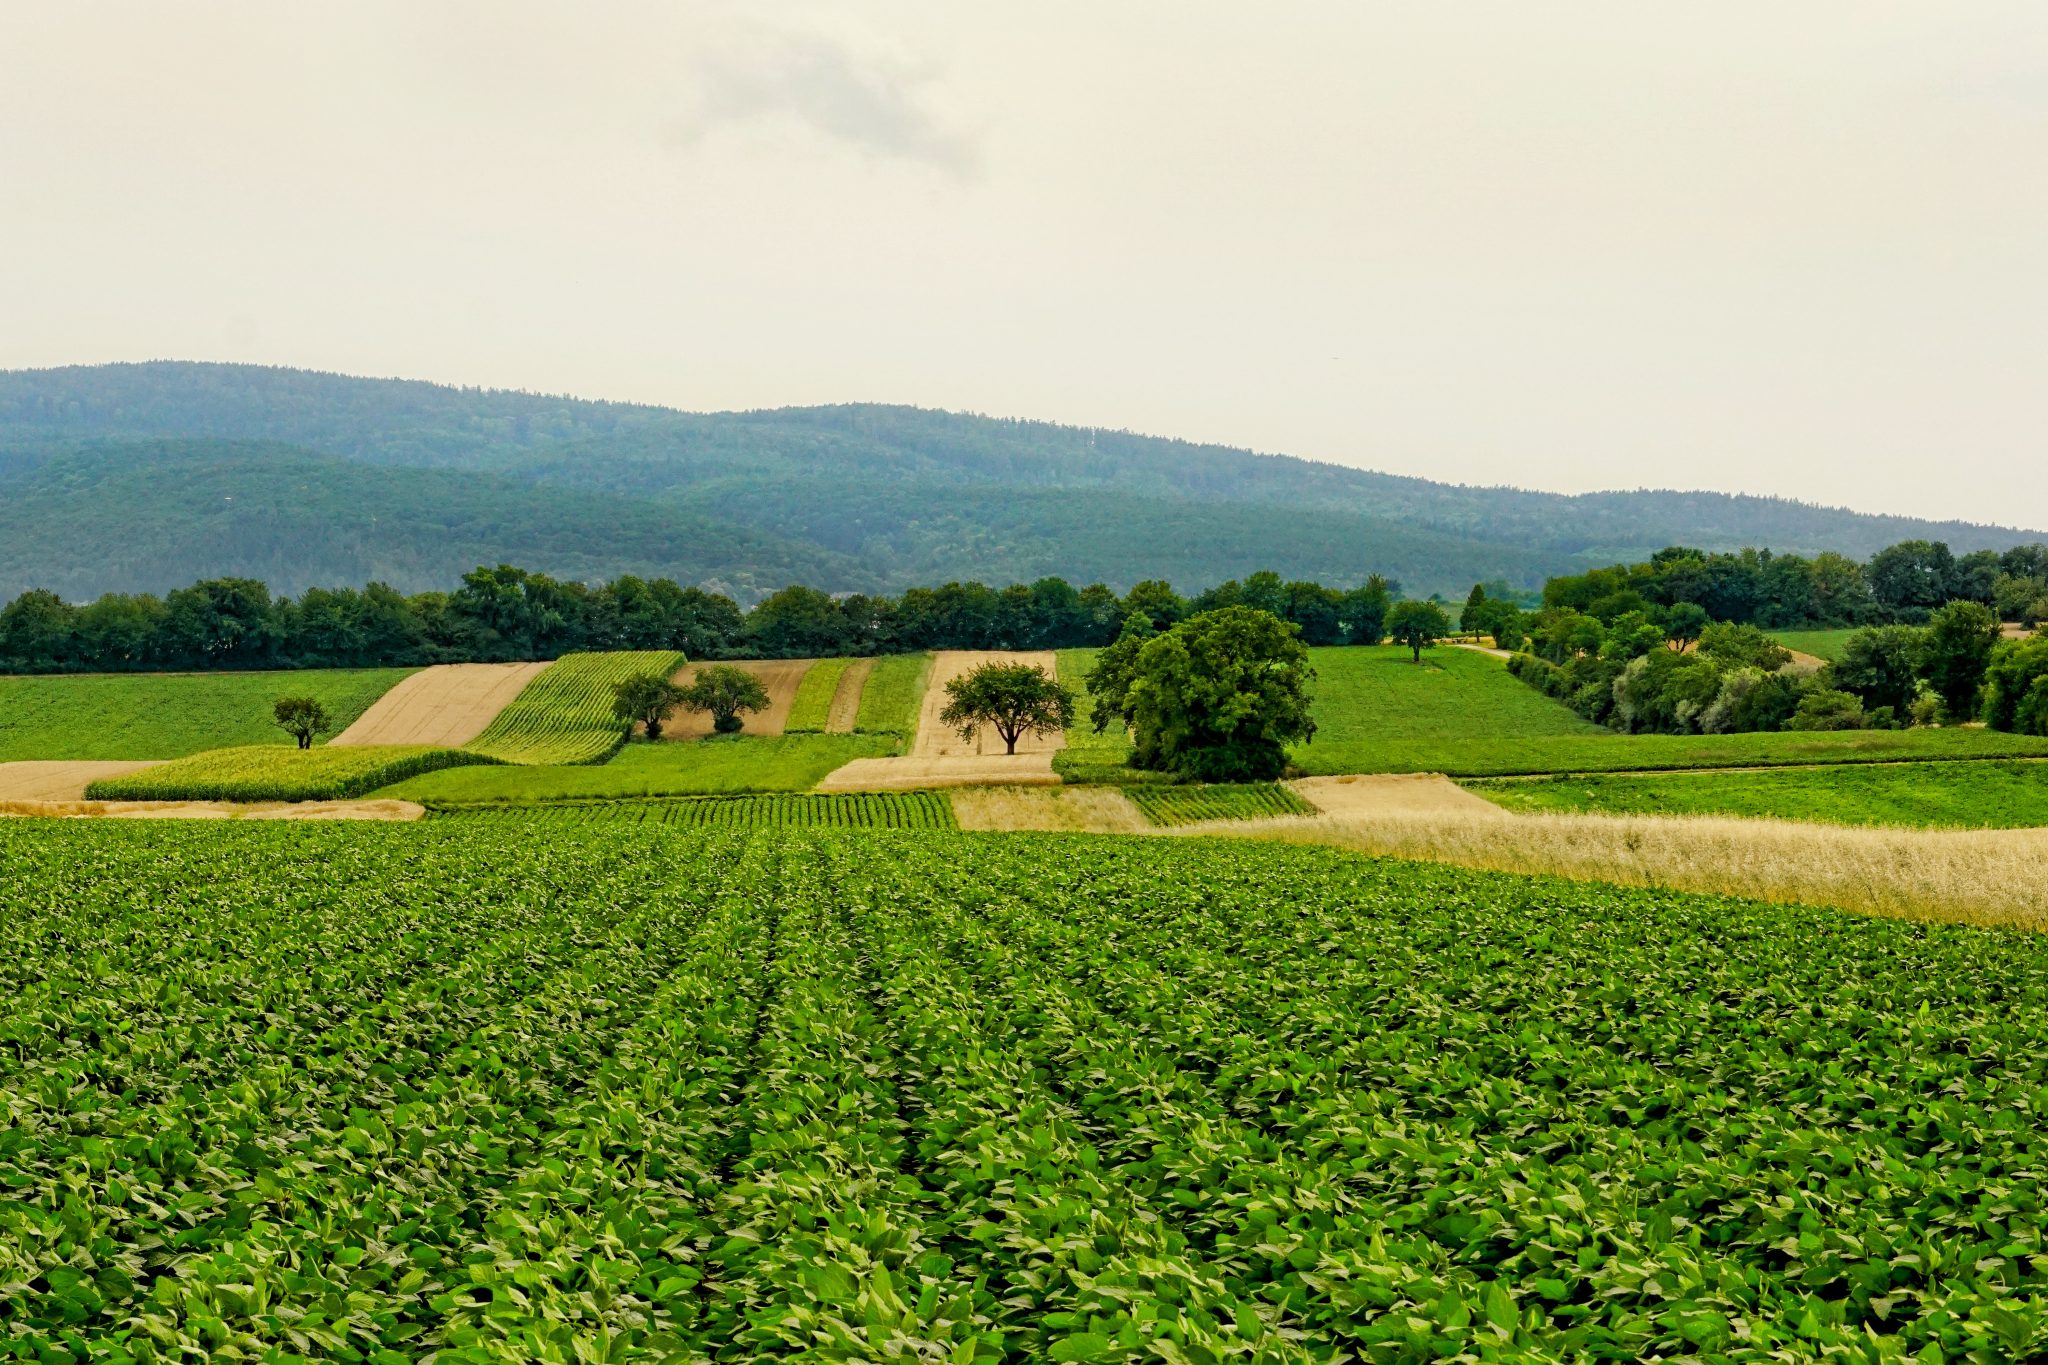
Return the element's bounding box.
[661,659,815,740]
[912,651,1065,757]
[331,662,549,747]
[826,657,876,734]
[0,798,424,822]
[953,785,1148,833]
[0,761,161,802]
[1290,773,1505,818]
[816,752,1059,792]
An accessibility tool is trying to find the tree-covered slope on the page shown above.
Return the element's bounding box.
[0,361,2038,600]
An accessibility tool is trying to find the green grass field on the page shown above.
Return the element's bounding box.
[12,819,2048,1355]
[1051,647,1150,783]
[466,650,684,765]
[382,732,895,804]
[0,668,414,761]
[782,657,851,732]
[1469,758,2048,829]
[84,744,492,802]
[1771,628,1860,662]
[852,651,931,744]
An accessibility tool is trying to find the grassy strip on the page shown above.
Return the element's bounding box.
[782,657,852,733]
[852,651,932,746]
[83,744,494,802]
[1770,628,1860,662]
[435,790,957,829]
[381,733,895,803]
[1468,758,2048,829]
[1127,782,1316,826]
[0,668,416,761]
[466,650,684,765]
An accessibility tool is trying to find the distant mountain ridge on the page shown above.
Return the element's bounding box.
[0,361,2037,602]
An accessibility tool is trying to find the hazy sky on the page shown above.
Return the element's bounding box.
[4,3,2045,528]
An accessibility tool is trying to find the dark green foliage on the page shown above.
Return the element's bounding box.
[1385,599,1451,663]
[678,664,772,735]
[11,822,2048,1355]
[611,672,687,741]
[1785,688,1868,731]
[1662,601,1710,651]
[270,695,331,750]
[1983,636,2048,735]
[938,662,1075,755]
[1833,624,1928,714]
[1920,600,2002,719]
[1121,607,1317,780]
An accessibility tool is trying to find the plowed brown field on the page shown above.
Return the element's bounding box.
[330,663,548,747]
[662,659,815,739]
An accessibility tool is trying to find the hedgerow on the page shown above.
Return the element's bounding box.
[80,743,493,801]
[465,649,684,764]
[8,823,2048,1357]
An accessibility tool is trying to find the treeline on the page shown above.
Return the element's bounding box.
[1539,540,2048,629]
[0,565,1402,674]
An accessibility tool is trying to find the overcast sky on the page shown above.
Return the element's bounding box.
[4,3,2045,528]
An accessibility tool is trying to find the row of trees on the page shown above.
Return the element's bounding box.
[1509,602,2048,737]
[1539,541,2048,630]
[0,565,1407,674]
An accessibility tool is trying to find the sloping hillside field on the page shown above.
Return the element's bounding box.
[7,820,2048,1357]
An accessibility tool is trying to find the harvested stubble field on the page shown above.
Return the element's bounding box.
[0,759,159,802]
[662,658,815,739]
[0,667,414,761]
[329,661,548,747]
[9,820,2048,1358]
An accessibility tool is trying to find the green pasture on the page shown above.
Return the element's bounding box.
[1770,628,1859,663]
[0,668,414,761]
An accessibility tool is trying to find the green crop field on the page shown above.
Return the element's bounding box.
[853,650,932,743]
[1771,628,1860,662]
[1471,758,2048,829]
[783,656,853,732]
[443,789,957,830]
[383,732,895,804]
[0,667,414,761]
[466,650,684,765]
[8,820,2048,1357]
[83,743,494,802]
[1127,781,1315,826]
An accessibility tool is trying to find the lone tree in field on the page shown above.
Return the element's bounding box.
[612,672,687,741]
[1113,606,1316,781]
[272,696,332,750]
[677,664,771,734]
[940,662,1077,755]
[1386,600,1451,664]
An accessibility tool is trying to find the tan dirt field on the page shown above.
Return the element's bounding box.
[826,657,876,734]
[330,662,549,747]
[816,752,1060,792]
[0,798,424,822]
[2004,623,2038,641]
[1782,649,1829,671]
[1290,773,1505,818]
[952,785,1149,833]
[912,651,1065,758]
[0,761,162,802]
[662,659,815,740]
[1170,807,2048,933]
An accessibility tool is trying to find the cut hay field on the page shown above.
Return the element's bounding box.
[1470,759,2048,829]
[329,661,547,747]
[11,819,2048,1356]
[381,733,895,804]
[0,668,414,761]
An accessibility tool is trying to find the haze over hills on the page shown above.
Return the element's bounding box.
[0,361,2038,603]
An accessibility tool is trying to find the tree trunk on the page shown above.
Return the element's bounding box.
[645,717,662,741]
[298,732,312,750]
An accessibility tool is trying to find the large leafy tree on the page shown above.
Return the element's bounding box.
[1982,636,2048,735]
[1832,625,1926,715]
[1118,606,1316,781]
[677,665,772,734]
[612,672,688,741]
[938,662,1076,755]
[1920,600,2002,720]
[1386,600,1451,663]
[1083,611,1157,732]
[271,696,331,750]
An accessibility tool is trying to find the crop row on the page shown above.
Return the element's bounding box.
[781,656,854,732]
[466,649,685,765]
[81,743,494,802]
[7,822,2048,1358]
[442,790,957,830]
[1126,781,1316,826]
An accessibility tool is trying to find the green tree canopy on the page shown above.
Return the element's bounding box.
[1119,606,1316,781]
[271,696,332,750]
[938,662,1076,755]
[677,665,771,734]
[612,671,688,741]
[1921,600,2002,720]
[1386,600,1452,663]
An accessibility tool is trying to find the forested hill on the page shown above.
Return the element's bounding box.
[1,361,2037,602]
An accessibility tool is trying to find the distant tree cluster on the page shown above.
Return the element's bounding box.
[0,565,1406,675]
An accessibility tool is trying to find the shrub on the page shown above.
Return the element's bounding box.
[1785,689,1867,731]
[1982,636,2048,734]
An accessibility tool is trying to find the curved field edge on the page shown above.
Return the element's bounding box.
[1467,759,2048,830]
[465,650,684,765]
[9,822,2048,1355]
[83,744,498,802]
[377,733,895,803]
[0,667,417,761]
